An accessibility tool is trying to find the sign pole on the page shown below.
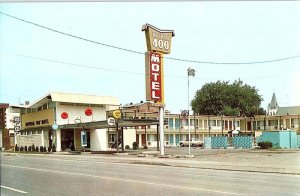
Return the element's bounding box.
[116,122,119,153]
[13,132,16,156]
[159,107,164,156]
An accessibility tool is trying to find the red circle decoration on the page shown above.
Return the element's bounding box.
[85,108,93,116]
[61,112,68,119]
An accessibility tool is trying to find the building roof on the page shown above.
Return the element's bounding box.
[29,92,120,108]
[276,106,300,115]
[0,103,9,109]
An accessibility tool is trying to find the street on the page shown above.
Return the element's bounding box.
[1,153,300,196]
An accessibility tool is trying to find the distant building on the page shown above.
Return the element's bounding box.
[0,103,26,150]
[267,93,279,116]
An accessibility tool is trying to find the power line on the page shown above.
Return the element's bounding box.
[1,11,300,65]
[1,51,286,80]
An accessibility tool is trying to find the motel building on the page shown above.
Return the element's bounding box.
[10,92,300,151]
[126,104,300,148]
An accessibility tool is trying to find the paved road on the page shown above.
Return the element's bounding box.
[1,154,300,196]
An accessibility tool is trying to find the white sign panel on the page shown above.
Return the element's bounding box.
[107,117,116,126]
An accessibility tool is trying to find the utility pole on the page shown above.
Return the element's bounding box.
[187,67,195,156]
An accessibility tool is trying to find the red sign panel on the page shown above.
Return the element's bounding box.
[145,51,164,103]
[61,112,68,119]
[85,108,93,116]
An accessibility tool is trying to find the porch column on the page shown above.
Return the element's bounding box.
[56,129,62,152]
[90,129,107,151]
[173,133,176,146]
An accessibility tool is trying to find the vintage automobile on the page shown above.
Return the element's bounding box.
[179,138,203,147]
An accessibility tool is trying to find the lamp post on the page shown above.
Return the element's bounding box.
[221,114,224,136]
[187,67,195,156]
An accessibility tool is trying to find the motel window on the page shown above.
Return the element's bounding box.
[147,134,157,141]
[42,103,48,110]
[209,120,216,126]
[217,120,224,126]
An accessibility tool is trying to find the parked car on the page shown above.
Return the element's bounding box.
[179,138,203,147]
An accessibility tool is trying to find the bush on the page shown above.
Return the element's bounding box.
[48,146,52,152]
[71,145,75,151]
[20,146,24,152]
[132,142,138,150]
[52,144,56,152]
[125,145,130,150]
[40,146,44,152]
[15,144,19,151]
[28,146,32,151]
[25,146,28,152]
[35,146,39,152]
[43,146,47,152]
[258,141,273,149]
[143,145,148,149]
[32,144,35,152]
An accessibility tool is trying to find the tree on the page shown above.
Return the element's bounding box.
[191,79,264,117]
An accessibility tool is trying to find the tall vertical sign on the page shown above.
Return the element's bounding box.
[145,51,164,103]
[142,24,175,156]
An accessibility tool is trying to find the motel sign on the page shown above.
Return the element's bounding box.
[142,24,175,104]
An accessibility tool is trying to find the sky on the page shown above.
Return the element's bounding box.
[0,1,300,114]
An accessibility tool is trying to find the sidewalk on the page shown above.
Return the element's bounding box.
[3,149,300,175]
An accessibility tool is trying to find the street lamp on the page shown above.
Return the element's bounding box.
[187,67,195,156]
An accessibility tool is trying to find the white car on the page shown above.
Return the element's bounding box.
[179,138,203,147]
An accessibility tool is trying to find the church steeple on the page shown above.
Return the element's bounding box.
[267,92,279,116]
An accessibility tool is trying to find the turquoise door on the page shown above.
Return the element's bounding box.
[170,134,174,145]
[175,134,180,145]
[169,118,173,129]
[175,119,180,129]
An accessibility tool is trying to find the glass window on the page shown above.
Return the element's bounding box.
[217,120,223,126]
[209,120,216,126]
[42,103,47,110]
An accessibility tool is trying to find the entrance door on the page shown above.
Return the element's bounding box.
[141,134,146,146]
[170,134,174,145]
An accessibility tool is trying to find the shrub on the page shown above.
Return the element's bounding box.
[28,146,32,151]
[15,144,19,151]
[32,144,35,152]
[132,142,138,150]
[40,146,44,152]
[25,146,28,152]
[125,145,130,150]
[43,146,47,152]
[35,146,39,152]
[258,141,273,149]
[52,144,56,152]
[143,145,148,149]
[48,146,52,152]
[20,146,24,152]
